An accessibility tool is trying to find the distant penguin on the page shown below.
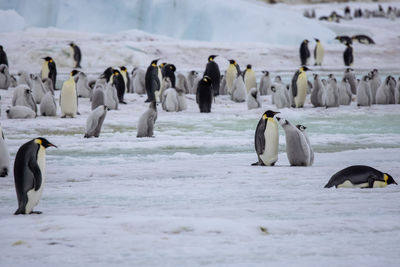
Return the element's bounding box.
[91,84,105,110]
[352,35,375,45]
[296,124,314,166]
[0,64,11,89]
[247,88,261,110]
[0,45,8,66]
[187,70,198,94]
[31,74,46,104]
[343,68,357,94]
[323,77,339,107]
[76,72,92,98]
[299,39,310,66]
[12,84,37,114]
[356,75,372,106]
[6,106,36,119]
[313,39,324,66]
[226,59,239,94]
[243,65,257,92]
[41,57,57,91]
[176,88,187,111]
[231,74,246,103]
[85,105,108,138]
[291,66,310,108]
[252,110,280,166]
[277,117,313,166]
[324,165,397,188]
[137,101,157,138]
[145,59,161,102]
[112,69,126,104]
[259,71,271,95]
[376,75,396,104]
[219,74,227,95]
[60,70,78,118]
[163,64,177,89]
[310,74,324,107]
[344,6,351,19]
[369,69,381,104]
[162,88,179,112]
[17,71,33,88]
[42,78,54,95]
[343,43,354,66]
[69,42,82,68]
[395,77,400,104]
[40,92,57,116]
[204,55,220,96]
[271,83,290,109]
[13,137,57,214]
[335,36,352,45]
[104,82,119,110]
[131,68,146,95]
[338,77,352,105]
[197,76,213,113]
[176,73,189,94]
[0,126,10,177]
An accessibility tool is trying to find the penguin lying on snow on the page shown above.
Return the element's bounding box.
[325,165,397,188]
[352,35,375,45]
[7,106,36,119]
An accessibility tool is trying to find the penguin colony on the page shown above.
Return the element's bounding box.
[0,4,399,215]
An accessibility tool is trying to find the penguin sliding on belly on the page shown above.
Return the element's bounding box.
[14,138,57,214]
[325,165,397,188]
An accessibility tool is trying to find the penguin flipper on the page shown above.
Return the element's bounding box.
[291,70,300,98]
[28,158,42,191]
[255,119,266,155]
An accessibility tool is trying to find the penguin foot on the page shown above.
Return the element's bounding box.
[61,115,66,118]
[77,112,81,115]
[251,162,264,166]
[119,100,127,104]
[30,211,42,214]
[144,99,150,103]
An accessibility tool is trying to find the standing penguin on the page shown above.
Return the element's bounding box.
[291,66,310,108]
[314,39,324,66]
[69,42,82,68]
[226,59,239,94]
[296,124,314,166]
[137,102,157,138]
[271,83,290,109]
[14,137,57,214]
[76,71,92,98]
[376,75,397,104]
[12,85,37,114]
[104,82,119,110]
[120,66,131,94]
[310,74,324,107]
[40,92,57,116]
[85,105,108,138]
[343,43,354,66]
[323,77,339,107]
[356,75,372,106]
[197,76,213,113]
[145,59,161,102]
[247,88,261,110]
[31,74,47,104]
[41,57,57,91]
[187,70,198,93]
[0,126,10,177]
[243,65,257,92]
[369,69,381,104]
[259,71,271,95]
[112,69,126,104]
[131,67,146,95]
[163,64,177,89]
[231,74,246,103]
[395,77,400,104]
[343,68,357,94]
[338,77,352,105]
[204,55,221,96]
[91,83,105,110]
[299,40,310,66]
[0,45,8,66]
[60,70,78,118]
[252,110,280,166]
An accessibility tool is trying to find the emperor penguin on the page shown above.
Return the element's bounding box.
[6,106,36,119]
[259,71,271,95]
[252,110,280,166]
[159,77,172,104]
[137,101,157,138]
[13,137,57,214]
[40,92,57,116]
[91,83,105,110]
[276,117,313,166]
[0,45,8,66]
[395,77,400,104]
[376,75,396,104]
[204,55,220,96]
[176,73,189,94]
[85,105,108,138]
[197,76,213,113]
[369,69,381,104]
[290,66,310,108]
[338,77,352,105]
[41,57,57,91]
[163,64,176,89]
[356,75,372,106]
[310,74,324,107]
[192,76,202,96]
[176,88,187,111]
[112,69,126,104]
[247,88,261,110]
[119,66,130,94]
[17,71,33,88]
[323,77,339,107]
[187,70,198,94]
[271,83,290,109]
[60,70,78,118]
[313,39,324,66]
[101,67,113,83]
[69,42,82,68]
[296,124,314,166]
[343,43,354,66]
[352,35,375,45]
[219,74,227,95]
[0,126,10,177]
[335,36,352,45]
[131,67,146,95]
[343,68,357,94]
[0,64,11,89]
[31,74,47,104]
[231,74,246,103]
[12,84,37,114]
[324,165,397,188]
[162,88,179,112]
[104,82,119,110]
[226,59,239,94]
[243,65,257,92]
[43,78,54,95]
[145,59,161,102]
[76,71,92,98]
[299,39,310,66]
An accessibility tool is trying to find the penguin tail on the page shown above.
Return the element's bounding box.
[251,162,261,166]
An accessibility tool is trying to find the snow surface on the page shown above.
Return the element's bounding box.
[1,1,400,267]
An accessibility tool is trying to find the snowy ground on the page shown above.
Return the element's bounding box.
[1,1,400,267]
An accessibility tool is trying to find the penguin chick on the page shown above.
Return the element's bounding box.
[137,102,157,138]
[40,92,57,116]
[247,88,262,110]
[85,105,108,138]
[6,106,36,119]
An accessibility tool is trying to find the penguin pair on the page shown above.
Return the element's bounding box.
[100,67,126,104]
[203,55,220,96]
[41,57,57,91]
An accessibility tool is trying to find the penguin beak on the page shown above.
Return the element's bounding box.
[273,111,280,116]
[48,143,58,148]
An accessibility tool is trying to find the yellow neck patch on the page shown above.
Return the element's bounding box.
[34,139,42,145]
[49,59,53,63]
[267,117,275,123]
[151,63,157,67]
[384,174,389,184]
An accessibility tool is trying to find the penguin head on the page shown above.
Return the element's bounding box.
[149,101,157,110]
[168,64,176,72]
[208,55,217,62]
[300,66,311,72]
[43,56,53,62]
[0,45,3,51]
[104,105,110,111]
[113,70,121,76]
[384,173,397,185]
[160,62,167,68]
[202,75,212,84]
[120,66,127,72]
[191,70,198,76]
[34,137,57,148]
[296,124,307,131]
[362,75,370,82]
[313,73,319,80]
[262,110,279,120]
[228,59,236,65]
[270,85,276,93]
[70,70,79,77]
[151,59,159,66]
[314,38,320,43]
[246,64,252,69]
[303,39,309,44]
[262,70,269,76]
[69,42,75,47]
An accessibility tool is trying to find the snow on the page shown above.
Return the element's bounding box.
[1,1,400,267]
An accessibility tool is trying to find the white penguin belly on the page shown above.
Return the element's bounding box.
[61,81,77,116]
[316,45,324,64]
[337,180,387,188]
[260,120,278,165]
[41,62,49,80]
[25,146,46,214]
[295,72,308,107]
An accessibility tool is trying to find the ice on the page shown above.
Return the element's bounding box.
[0,9,26,32]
